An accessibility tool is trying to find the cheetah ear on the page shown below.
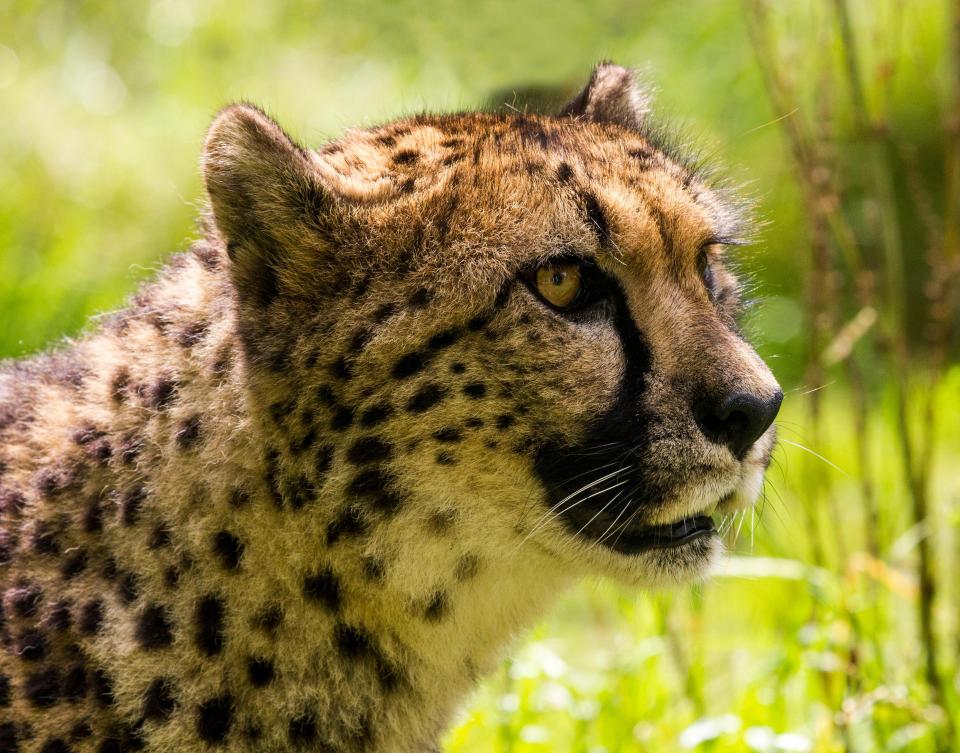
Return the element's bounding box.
[202,103,332,306]
[560,63,650,131]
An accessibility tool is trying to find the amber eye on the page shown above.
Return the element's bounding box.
[535,262,582,308]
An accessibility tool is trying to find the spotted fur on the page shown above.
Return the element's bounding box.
[0,64,781,752]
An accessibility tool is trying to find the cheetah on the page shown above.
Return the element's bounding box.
[0,63,782,752]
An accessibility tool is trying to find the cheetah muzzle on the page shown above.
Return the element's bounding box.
[0,63,781,752]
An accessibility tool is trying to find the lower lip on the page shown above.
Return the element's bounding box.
[609,514,716,554]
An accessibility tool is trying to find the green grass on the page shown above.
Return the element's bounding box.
[445,375,960,753]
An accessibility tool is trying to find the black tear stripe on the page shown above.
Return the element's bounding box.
[532,279,671,554]
[581,192,610,247]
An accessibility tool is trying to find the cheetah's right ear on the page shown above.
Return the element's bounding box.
[560,63,651,131]
[202,104,333,306]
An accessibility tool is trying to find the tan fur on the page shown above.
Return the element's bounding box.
[0,64,780,752]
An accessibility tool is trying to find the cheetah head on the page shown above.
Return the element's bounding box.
[202,64,781,590]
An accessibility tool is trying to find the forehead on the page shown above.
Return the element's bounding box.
[314,112,738,263]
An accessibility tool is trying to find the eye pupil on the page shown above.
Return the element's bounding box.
[534,261,583,309]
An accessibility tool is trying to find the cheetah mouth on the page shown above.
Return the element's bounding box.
[601,514,716,555]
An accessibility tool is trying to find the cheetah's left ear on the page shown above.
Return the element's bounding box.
[202,103,335,306]
[560,63,650,131]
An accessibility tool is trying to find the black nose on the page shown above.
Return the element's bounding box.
[693,390,783,459]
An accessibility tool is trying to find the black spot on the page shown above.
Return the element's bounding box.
[212,531,243,571]
[0,674,9,707]
[304,568,342,613]
[17,629,47,661]
[496,414,516,430]
[135,604,174,650]
[466,314,489,331]
[120,486,147,526]
[35,468,65,499]
[456,553,481,581]
[288,474,315,510]
[330,406,355,431]
[39,740,71,753]
[314,445,334,479]
[118,433,142,465]
[372,303,397,323]
[316,385,337,406]
[329,356,351,381]
[24,667,60,707]
[9,581,42,617]
[175,414,202,449]
[423,591,449,622]
[362,557,385,583]
[46,600,72,631]
[69,723,91,740]
[196,694,233,744]
[393,149,419,165]
[288,713,317,746]
[91,668,113,707]
[211,344,233,376]
[462,382,486,399]
[450,362,466,374]
[406,383,445,413]
[194,594,226,657]
[178,320,209,348]
[163,567,180,589]
[583,191,610,246]
[118,572,140,604]
[372,489,405,515]
[465,417,484,429]
[0,487,25,516]
[228,488,251,508]
[256,606,283,634]
[32,520,60,555]
[0,722,16,753]
[556,161,574,182]
[391,351,429,379]
[347,326,373,353]
[348,467,391,498]
[398,176,416,193]
[326,506,368,546]
[246,657,274,687]
[433,427,462,443]
[289,426,318,456]
[360,402,393,427]
[78,599,103,635]
[347,436,392,465]
[143,678,176,720]
[148,377,178,410]
[333,622,374,659]
[111,368,130,402]
[427,508,456,534]
[428,328,461,351]
[148,522,171,549]
[61,663,87,702]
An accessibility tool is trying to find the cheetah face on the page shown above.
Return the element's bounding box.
[203,64,781,589]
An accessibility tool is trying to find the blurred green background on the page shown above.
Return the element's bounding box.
[1,1,958,752]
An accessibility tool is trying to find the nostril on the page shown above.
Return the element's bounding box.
[694,389,783,459]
